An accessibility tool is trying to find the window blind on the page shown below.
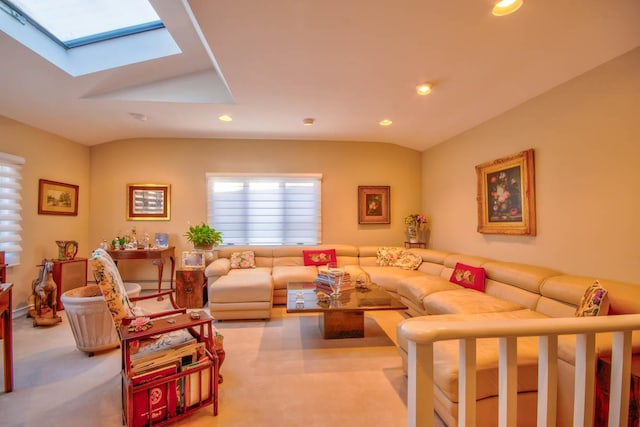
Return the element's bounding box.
[206,174,321,246]
[0,152,25,265]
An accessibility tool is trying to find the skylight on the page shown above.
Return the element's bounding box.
[1,0,163,48]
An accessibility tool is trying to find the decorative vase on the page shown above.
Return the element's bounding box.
[406,224,418,243]
[56,240,78,260]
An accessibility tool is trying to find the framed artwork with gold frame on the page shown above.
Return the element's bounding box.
[126,184,171,221]
[476,149,536,235]
[358,185,390,224]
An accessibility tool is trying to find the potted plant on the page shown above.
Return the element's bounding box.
[184,222,223,250]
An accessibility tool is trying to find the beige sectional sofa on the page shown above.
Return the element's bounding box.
[204,244,640,426]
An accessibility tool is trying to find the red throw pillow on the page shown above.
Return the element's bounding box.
[303,249,337,266]
[449,262,486,292]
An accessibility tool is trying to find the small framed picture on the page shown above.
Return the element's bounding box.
[182,251,205,270]
[154,233,169,248]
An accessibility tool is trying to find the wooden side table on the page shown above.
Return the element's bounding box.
[107,247,175,297]
[404,241,426,249]
[52,257,87,310]
[176,269,207,309]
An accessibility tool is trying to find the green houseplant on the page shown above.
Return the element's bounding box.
[184,222,223,250]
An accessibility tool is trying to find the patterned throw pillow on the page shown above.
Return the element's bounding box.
[449,262,486,292]
[376,247,405,266]
[90,248,136,327]
[303,249,337,266]
[575,280,609,317]
[393,251,423,270]
[230,250,256,269]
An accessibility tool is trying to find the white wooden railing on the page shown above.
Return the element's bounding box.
[400,314,640,427]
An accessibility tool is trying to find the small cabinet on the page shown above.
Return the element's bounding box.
[175,269,207,309]
[52,257,87,310]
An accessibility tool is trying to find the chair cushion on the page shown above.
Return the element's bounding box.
[90,248,135,327]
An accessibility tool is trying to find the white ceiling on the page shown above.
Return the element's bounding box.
[0,0,639,151]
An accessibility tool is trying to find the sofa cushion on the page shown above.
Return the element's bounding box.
[360,265,425,292]
[271,265,319,288]
[449,262,486,292]
[210,274,272,303]
[230,250,256,269]
[575,280,609,317]
[423,289,523,315]
[302,249,336,266]
[397,275,461,305]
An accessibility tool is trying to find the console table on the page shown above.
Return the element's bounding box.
[107,247,175,297]
[1,283,13,392]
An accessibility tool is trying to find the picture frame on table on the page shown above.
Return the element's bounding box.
[358,185,390,224]
[126,184,171,221]
[475,149,536,235]
[181,251,205,270]
[38,179,79,216]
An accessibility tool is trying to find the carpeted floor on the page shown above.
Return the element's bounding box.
[0,299,433,427]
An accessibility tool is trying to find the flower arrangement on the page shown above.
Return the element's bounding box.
[404,213,428,227]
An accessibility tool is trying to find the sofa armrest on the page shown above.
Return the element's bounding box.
[205,258,231,277]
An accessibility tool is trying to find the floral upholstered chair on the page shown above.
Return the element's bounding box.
[89,248,198,357]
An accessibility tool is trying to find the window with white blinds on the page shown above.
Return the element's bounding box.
[0,152,24,265]
[206,174,321,246]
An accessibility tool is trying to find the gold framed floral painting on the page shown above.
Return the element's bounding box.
[476,149,536,235]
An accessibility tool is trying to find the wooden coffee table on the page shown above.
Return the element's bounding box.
[286,281,407,339]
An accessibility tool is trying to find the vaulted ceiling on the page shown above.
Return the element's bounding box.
[0,0,638,151]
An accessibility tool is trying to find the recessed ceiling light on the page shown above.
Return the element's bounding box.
[492,0,523,16]
[416,83,432,96]
[218,114,233,122]
[128,112,147,121]
[303,118,315,126]
[379,119,393,126]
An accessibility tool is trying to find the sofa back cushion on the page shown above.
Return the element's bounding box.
[482,261,560,294]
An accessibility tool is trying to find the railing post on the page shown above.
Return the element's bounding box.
[499,337,518,426]
[608,331,632,427]
[574,333,596,427]
[408,340,434,427]
[537,335,558,427]
[459,338,477,427]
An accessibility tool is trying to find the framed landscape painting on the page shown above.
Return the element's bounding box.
[358,185,390,224]
[38,179,78,216]
[476,149,536,235]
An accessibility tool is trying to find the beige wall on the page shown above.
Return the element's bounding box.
[90,138,421,282]
[422,47,640,283]
[0,116,90,310]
